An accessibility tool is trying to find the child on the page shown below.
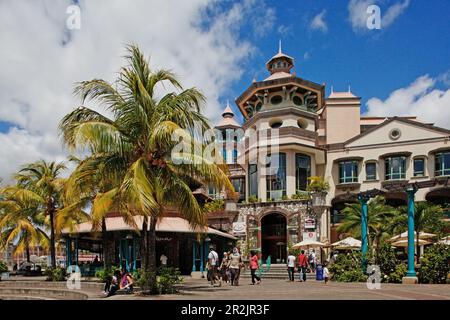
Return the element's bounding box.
[323,261,330,284]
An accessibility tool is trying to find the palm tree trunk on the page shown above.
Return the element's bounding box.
[416,229,420,263]
[147,215,157,294]
[101,218,111,268]
[48,203,57,269]
[26,243,30,263]
[141,217,149,271]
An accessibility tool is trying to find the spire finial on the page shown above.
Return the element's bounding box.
[331,85,334,93]
[226,99,230,108]
[279,39,282,54]
[348,84,351,93]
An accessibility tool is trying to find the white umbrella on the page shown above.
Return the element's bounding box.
[391,239,432,247]
[437,236,450,245]
[292,240,326,249]
[331,237,361,249]
[388,231,436,243]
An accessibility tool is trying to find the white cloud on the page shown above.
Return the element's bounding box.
[310,10,328,33]
[348,0,410,33]
[303,52,310,60]
[365,74,450,128]
[0,0,274,182]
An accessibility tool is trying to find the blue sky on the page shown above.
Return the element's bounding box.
[0,0,449,181]
[217,0,450,120]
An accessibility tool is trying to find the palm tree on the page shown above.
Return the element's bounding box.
[338,196,398,252]
[64,155,120,268]
[398,201,444,261]
[0,186,49,262]
[59,45,233,291]
[13,160,67,268]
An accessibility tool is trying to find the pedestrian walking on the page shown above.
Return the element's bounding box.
[228,247,242,286]
[249,251,261,285]
[287,252,296,282]
[323,261,330,284]
[220,252,230,283]
[297,250,309,282]
[207,246,221,286]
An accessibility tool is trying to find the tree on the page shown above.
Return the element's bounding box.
[0,185,49,263]
[398,201,445,261]
[14,160,68,268]
[59,45,233,292]
[338,196,398,253]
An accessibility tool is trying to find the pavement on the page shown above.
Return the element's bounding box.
[106,277,450,300]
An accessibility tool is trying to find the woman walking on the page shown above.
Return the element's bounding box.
[249,251,261,285]
[228,247,242,286]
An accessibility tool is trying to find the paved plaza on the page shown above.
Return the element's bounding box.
[108,277,450,300]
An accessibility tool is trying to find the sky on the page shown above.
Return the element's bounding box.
[0,0,449,182]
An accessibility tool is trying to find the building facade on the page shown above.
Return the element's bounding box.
[211,46,450,263]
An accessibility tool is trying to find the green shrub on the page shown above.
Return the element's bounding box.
[204,199,224,212]
[291,191,310,200]
[248,195,258,203]
[133,267,183,294]
[419,244,450,284]
[95,266,121,282]
[281,195,289,201]
[45,267,67,281]
[375,243,406,283]
[329,251,368,282]
[0,261,8,275]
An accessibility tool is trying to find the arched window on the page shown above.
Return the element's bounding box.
[295,154,311,192]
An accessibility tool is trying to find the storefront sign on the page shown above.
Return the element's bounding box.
[303,232,317,241]
[304,218,316,229]
[156,237,173,242]
[232,222,246,235]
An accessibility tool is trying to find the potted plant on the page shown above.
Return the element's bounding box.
[307,176,329,207]
[0,261,9,281]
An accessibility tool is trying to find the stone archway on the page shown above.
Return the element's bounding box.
[261,212,287,263]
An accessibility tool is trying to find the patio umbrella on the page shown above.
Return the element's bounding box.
[391,239,432,247]
[330,237,362,250]
[388,231,436,243]
[292,240,326,249]
[437,236,450,245]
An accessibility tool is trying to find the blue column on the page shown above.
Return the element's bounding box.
[358,195,369,270]
[192,241,196,272]
[406,188,417,277]
[199,241,204,272]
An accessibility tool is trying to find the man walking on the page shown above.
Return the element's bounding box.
[287,252,296,282]
[297,250,309,282]
[208,246,221,286]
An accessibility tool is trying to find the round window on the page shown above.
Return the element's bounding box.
[270,119,283,129]
[297,118,308,129]
[270,95,283,105]
[389,128,401,140]
[293,96,303,106]
[255,102,262,111]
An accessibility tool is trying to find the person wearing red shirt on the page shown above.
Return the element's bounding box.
[297,250,309,282]
[249,251,261,285]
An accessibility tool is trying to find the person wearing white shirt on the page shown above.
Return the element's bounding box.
[286,252,296,282]
[207,246,221,286]
[160,254,168,266]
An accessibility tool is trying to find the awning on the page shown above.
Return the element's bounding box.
[62,216,236,240]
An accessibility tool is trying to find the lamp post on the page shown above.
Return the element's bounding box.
[358,194,369,271]
[403,185,418,284]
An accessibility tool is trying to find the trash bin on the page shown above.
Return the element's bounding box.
[315,264,323,281]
